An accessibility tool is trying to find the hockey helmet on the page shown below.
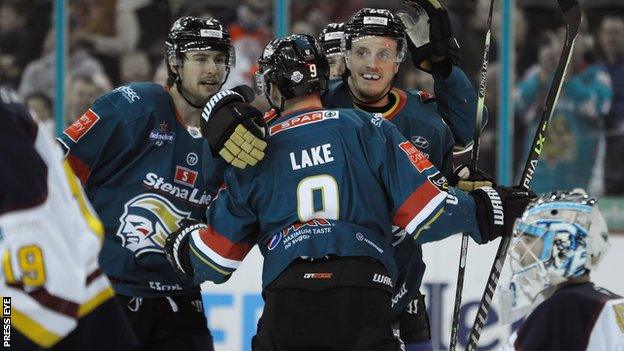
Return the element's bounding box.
[342,8,407,62]
[256,34,330,101]
[165,16,235,85]
[318,22,345,56]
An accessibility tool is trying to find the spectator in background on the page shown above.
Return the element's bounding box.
[19,29,112,103]
[599,16,624,195]
[0,1,30,88]
[515,30,612,194]
[120,50,152,84]
[65,72,108,124]
[24,92,54,134]
[72,0,142,84]
[152,59,168,86]
[223,0,272,89]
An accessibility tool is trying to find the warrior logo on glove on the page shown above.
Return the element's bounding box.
[200,85,267,169]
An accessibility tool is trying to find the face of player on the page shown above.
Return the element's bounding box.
[327,54,346,80]
[346,36,400,104]
[178,50,228,106]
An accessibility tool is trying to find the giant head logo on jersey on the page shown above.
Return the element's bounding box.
[116,194,190,256]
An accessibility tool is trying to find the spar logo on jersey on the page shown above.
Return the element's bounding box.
[64,109,100,142]
[116,194,190,256]
[399,141,433,172]
[269,110,339,136]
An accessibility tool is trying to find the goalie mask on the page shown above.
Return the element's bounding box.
[256,34,330,113]
[497,189,610,324]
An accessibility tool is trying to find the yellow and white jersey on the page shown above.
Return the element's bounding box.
[0,97,114,348]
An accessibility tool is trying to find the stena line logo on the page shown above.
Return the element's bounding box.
[64,109,100,142]
[269,110,339,136]
[398,141,433,172]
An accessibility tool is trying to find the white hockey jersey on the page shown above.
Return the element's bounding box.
[0,95,114,348]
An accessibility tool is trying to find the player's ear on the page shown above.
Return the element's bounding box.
[393,62,400,74]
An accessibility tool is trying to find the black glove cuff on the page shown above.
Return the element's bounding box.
[468,187,504,243]
[431,59,453,79]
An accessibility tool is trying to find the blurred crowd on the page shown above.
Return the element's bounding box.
[1,0,623,195]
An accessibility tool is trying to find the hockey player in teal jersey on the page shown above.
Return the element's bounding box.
[58,16,267,351]
[318,22,346,79]
[321,6,487,349]
[165,34,531,350]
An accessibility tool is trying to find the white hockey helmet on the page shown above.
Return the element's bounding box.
[497,188,610,323]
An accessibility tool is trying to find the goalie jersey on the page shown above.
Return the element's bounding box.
[58,83,226,297]
[0,92,132,348]
[507,282,624,351]
[187,108,483,288]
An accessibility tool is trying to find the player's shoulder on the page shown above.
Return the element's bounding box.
[322,78,351,107]
[94,82,171,121]
[404,88,436,104]
[547,282,619,311]
[0,87,36,140]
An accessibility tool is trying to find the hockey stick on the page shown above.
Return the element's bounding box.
[465,1,581,350]
[448,0,495,350]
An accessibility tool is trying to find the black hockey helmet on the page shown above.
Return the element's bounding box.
[257,34,330,101]
[165,16,235,86]
[318,22,345,56]
[342,8,407,62]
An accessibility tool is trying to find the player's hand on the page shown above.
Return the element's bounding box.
[201,85,268,169]
[448,164,496,191]
[469,186,536,243]
[398,0,459,77]
[164,218,206,279]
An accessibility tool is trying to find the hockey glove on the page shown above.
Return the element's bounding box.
[469,186,536,243]
[201,85,268,169]
[164,218,207,280]
[399,0,460,77]
[448,164,496,191]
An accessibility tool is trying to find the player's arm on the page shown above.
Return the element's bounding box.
[57,92,136,186]
[399,1,487,150]
[361,116,531,244]
[165,171,257,284]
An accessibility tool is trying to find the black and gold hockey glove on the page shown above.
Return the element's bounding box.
[201,85,267,169]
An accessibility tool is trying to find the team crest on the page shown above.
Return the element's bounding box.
[291,71,304,83]
[116,194,190,256]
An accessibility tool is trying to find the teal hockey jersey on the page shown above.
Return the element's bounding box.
[322,65,484,313]
[188,107,483,289]
[58,83,226,297]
